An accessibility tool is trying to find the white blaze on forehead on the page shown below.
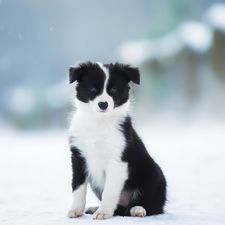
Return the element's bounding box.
[90,62,113,115]
[96,62,109,79]
[96,62,109,99]
[96,62,109,93]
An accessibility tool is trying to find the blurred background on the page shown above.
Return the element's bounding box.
[0,0,225,129]
[1,2,225,223]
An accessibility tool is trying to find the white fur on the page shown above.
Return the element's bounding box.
[93,159,128,219]
[68,179,88,218]
[130,206,146,218]
[90,88,114,115]
[69,63,132,219]
[96,62,108,78]
[69,98,130,219]
[90,63,113,115]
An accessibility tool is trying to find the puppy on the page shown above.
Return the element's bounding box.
[68,61,166,220]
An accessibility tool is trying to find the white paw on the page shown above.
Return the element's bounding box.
[68,208,84,218]
[85,206,99,214]
[93,210,113,220]
[130,206,146,218]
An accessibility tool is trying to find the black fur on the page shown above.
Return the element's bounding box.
[70,146,87,192]
[69,62,106,103]
[68,61,166,218]
[69,62,140,108]
[105,63,140,84]
[117,116,167,216]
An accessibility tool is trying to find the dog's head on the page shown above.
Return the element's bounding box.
[69,61,140,115]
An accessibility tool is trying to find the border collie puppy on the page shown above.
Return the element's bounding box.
[68,61,166,220]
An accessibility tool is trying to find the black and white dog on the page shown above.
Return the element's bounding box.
[68,62,166,220]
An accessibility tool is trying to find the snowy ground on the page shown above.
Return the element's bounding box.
[1,120,225,225]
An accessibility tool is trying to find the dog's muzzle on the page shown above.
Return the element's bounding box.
[98,101,108,110]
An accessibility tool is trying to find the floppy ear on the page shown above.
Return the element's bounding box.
[69,63,85,84]
[123,65,140,85]
[69,61,100,83]
[114,63,140,85]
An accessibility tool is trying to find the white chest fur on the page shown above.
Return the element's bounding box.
[69,101,128,191]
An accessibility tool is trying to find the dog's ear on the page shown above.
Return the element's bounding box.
[69,61,95,83]
[69,63,84,84]
[113,63,140,85]
[123,65,140,85]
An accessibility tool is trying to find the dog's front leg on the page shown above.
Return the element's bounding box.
[68,147,87,218]
[93,160,128,220]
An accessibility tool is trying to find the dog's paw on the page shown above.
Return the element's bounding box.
[93,210,113,220]
[68,208,83,218]
[85,206,99,215]
[130,206,146,218]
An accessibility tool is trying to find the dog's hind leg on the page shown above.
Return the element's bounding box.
[130,206,146,218]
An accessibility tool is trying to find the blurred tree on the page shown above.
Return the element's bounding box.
[210,30,225,81]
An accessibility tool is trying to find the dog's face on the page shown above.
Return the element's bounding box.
[69,62,140,115]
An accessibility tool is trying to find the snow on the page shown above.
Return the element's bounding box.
[204,3,225,32]
[118,21,212,64]
[118,40,153,65]
[117,36,183,65]
[118,4,225,64]
[178,22,212,53]
[1,121,225,224]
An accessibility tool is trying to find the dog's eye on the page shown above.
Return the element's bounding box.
[110,87,117,94]
[90,86,97,93]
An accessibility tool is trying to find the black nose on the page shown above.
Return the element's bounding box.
[98,101,108,110]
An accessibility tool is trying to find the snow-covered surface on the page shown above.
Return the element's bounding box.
[1,121,225,224]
